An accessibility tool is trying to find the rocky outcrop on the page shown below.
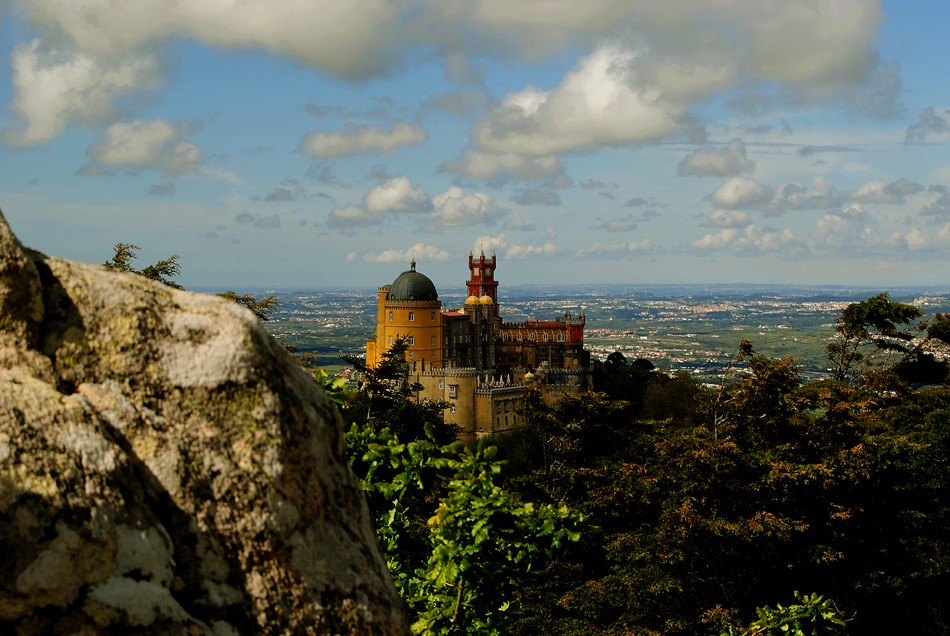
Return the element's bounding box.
[0,209,409,634]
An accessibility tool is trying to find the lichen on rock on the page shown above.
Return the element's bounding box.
[0,208,408,634]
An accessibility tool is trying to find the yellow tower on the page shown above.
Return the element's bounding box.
[366,261,443,369]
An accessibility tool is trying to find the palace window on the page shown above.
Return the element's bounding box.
[543,333,549,342]
[388,335,393,345]
[557,333,565,342]
[431,335,436,345]
[450,403,457,414]
[431,312,436,321]
[408,311,415,321]
[529,333,536,341]
[389,311,393,322]
[449,384,458,398]
[438,379,444,390]
[407,336,415,345]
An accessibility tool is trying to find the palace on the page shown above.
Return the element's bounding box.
[365,251,591,442]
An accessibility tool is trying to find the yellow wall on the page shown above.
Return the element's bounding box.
[367,287,443,369]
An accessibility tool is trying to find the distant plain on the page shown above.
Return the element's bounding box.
[261,285,950,383]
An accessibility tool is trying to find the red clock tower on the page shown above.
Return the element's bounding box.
[466,249,499,317]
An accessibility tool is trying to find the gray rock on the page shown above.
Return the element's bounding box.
[0,209,409,634]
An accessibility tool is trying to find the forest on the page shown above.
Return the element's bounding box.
[330,293,950,635]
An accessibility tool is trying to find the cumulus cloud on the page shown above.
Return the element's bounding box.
[678,139,755,177]
[597,215,638,232]
[363,242,451,262]
[2,40,164,146]
[254,214,282,229]
[298,122,427,158]
[814,204,874,250]
[505,242,562,259]
[5,0,888,150]
[905,107,950,143]
[849,178,924,204]
[504,217,537,231]
[430,186,507,228]
[327,176,432,230]
[711,177,773,209]
[921,192,950,218]
[712,176,840,213]
[364,177,431,213]
[701,210,752,229]
[15,0,400,78]
[232,211,282,229]
[470,46,683,158]
[690,225,796,255]
[85,119,201,175]
[511,188,561,206]
[327,206,380,229]
[146,182,176,196]
[577,239,656,257]
[262,178,313,202]
[439,149,564,182]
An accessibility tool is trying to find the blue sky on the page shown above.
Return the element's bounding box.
[2,0,950,290]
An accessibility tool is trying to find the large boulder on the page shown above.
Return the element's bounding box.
[0,209,409,634]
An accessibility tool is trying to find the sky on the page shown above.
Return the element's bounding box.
[2,0,950,291]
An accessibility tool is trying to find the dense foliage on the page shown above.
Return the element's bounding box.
[329,295,950,634]
[492,297,950,635]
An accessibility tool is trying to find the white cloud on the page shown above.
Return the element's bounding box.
[690,225,795,255]
[364,177,431,213]
[712,176,840,213]
[363,242,451,262]
[578,239,656,256]
[597,215,638,232]
[678,139,755,177]
[471,46,682,158]
[814,204,875,250]
[849,178,924,204]
[6,0,887,150]
[326,176,432,231]
[702,210,753,229]
[430,186,507,228]
[440,150,563,182]
[905,107,950,143]
[328,205,381,229]
[86,119,201,175]
[711,177,773,209]
[505,242,562,259]
[298,122,427,158]
[3,40,164,145]
[471,234,507,254]
[17,0,399,77]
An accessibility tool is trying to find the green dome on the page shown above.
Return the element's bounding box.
[388,261,438,301]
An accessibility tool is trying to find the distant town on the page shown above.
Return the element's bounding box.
[264,284,950,383]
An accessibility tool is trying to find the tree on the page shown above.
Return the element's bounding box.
[342,337,456,443]
[104,242,277,320]
[721,592,847,636]
[347,423,587,635]
[825,292,949,386]
[104,242,183,289]
[217,290,278,321]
